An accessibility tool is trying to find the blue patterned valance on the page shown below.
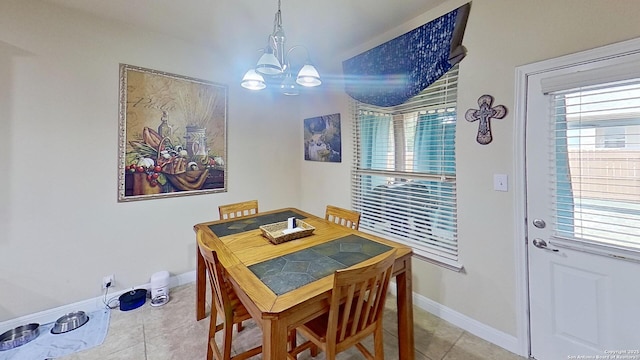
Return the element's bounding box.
[342,3,470,107]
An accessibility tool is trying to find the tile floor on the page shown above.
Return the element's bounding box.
[59,283,527,360]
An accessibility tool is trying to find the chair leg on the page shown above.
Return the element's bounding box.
[326,348,337,360]
[207,317,215,360]
[207,303,218,360]
[222,314,234,360]
[288,330,296,352]
[373,325,385,360]
[237,320,244,332]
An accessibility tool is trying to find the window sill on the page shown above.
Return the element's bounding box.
[412,249,464,272]
[357,228,464,272]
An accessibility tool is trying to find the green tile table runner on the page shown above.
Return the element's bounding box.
[208,210,305,237]
[248,234,392,295]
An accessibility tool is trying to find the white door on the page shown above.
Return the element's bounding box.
[525,43,640,360]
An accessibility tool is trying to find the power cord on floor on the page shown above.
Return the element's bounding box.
[102,283,120,310]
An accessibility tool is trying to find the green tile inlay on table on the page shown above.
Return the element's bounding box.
[208,210,305,237]
[249,234,392,295]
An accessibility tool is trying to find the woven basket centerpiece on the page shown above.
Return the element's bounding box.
[260,220,315,244]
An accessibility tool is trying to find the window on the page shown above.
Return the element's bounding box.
[351,66,460,270]
[552,79,640,250]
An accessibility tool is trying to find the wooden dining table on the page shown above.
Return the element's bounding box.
[193,207,415,360]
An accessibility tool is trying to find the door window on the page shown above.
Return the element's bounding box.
[549,80,640,250]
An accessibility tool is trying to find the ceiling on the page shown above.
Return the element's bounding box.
[40,0,448,71]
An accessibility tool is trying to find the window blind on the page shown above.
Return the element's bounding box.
[550,78,640,251]
[352,66,461,270]
[541,60,640,94]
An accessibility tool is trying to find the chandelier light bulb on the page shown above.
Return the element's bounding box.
[241,69,266,90]
[256,50,283,75]
[296,64,322,87]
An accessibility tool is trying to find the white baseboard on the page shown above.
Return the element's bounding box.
[1,272,523,357]
[388,281,524,357]
[0,270,196,332]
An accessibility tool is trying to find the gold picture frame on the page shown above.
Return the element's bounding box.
[118,64,228,202]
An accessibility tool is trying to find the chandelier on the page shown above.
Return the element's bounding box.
[240,0,322,96]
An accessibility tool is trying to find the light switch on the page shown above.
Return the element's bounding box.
[494,174,508,192]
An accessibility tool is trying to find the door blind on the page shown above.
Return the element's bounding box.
[549,78,640,251]
[351,66,460,269]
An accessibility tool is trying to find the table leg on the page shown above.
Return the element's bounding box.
[396,260,415,360]
[196,247,206,321]
[262,318,289,360]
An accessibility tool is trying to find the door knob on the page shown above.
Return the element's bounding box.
[532,238,558,252]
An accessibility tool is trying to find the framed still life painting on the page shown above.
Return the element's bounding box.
[304,113,342,162]
[118,64,228,202]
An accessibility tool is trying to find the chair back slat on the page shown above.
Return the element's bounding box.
[325,205,361,230]
[218,200,259,220]
[361,277,376,326]
[329,250,395,346]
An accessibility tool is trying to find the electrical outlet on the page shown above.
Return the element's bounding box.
[102,274,114,289]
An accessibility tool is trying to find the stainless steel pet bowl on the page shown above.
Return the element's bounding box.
[0,323,40,351]
[51,311,90,334]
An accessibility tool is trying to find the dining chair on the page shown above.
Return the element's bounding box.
[325,205,361,230]
[218,200,259,220]
[287,250,396,360]
[197,233,262,360]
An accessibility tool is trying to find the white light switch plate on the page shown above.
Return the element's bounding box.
[494,174,508,192]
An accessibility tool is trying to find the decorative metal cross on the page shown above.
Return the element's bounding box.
[465,94,507,145]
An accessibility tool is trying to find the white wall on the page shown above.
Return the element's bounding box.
[0,0,302,321]
[300,0,640,339]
